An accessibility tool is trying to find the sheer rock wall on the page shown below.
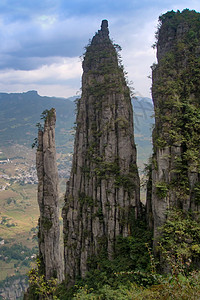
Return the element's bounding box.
[63,20,140,281]
[149,10,200,247]
[36,108,63,283]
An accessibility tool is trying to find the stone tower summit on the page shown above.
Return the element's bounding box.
[62,20,140,282]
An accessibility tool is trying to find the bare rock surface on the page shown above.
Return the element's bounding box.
[0,277,28,300]
[36,108,63,283]
[63,20,140,281]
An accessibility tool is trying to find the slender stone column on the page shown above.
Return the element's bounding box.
[36,108,63,283]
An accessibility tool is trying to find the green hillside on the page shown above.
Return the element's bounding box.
[0,91,75,153]
[0,91,154,165]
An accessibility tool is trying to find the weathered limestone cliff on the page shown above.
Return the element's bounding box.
[63,20,140,281]
[36,108,63,282]
[149,10,200,247]
[0,276,28,300]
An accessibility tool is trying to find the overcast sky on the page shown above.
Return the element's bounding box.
[0,0,200,98]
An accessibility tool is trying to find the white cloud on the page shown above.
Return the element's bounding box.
[0,15,157,98]
[0,57,82,97]
[110,18,157,97]
[0,1,200,99]
[36,15,58,28]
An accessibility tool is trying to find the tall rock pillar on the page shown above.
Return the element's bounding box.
[36,108,63,283]
[150,10,200,248]
[63,20,140,281]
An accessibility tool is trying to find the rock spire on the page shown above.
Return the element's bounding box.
[149,10,200,248]
[36,108,63,283]
[63,20,140,282]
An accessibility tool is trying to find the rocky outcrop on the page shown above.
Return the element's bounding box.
[149,10,200,247]
[63,20,140,282]
[36,108,63,282]
[0,276,28,300]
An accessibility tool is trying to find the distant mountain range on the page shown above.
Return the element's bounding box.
[0,90,75,152]
[0,91,154,167]
[132,96,154,168]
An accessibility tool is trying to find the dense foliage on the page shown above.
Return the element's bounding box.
[152,9,200,207]
[27,209,200,299]
[158,209,200,272]
[0,243,36,264]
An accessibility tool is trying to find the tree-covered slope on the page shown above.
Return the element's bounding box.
[0,90,75,152]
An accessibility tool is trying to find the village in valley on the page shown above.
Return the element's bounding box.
[0,146,73,191]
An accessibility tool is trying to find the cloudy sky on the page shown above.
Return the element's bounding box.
[0,0,200,98]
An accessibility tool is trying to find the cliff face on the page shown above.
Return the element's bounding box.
[0,276,28,300]
[36,108,63,282]
[150,10,200,246]
[63,20,140,281]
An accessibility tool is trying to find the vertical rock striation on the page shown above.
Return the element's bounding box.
[149,10,200,247]
[63,20,140,281]
[36,108,63,283]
